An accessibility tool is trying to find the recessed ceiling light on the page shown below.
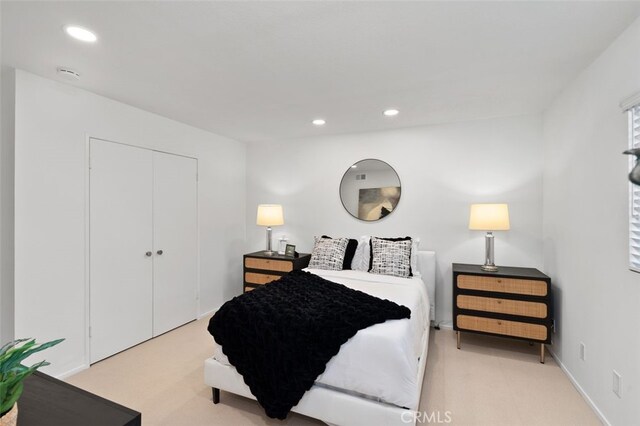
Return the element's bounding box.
[64,26,97,43]
[312,119,326,126]
[383,109,399,117]
[351,165,357,169]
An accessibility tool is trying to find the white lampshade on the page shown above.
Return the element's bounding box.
[469,204,510,231]
[256,204,284,226]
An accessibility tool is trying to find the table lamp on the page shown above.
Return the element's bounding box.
[469,204,510,272]
[256,204,284,255]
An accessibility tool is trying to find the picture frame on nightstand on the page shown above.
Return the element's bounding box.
[285,244,296,257]
[277,238,289,255]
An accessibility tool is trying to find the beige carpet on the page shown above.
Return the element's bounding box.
[66,318,600,426]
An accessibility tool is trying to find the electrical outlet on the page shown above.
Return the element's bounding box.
[613,370,622,398]
[579,342,586,361]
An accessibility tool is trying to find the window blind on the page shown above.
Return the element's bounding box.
[629,104,640,272]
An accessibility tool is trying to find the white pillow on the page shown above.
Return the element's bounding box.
[411,238,421,277]
[351,236,370,271]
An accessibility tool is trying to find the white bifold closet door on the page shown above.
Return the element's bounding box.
[90,140,154,363]
[90,139,197,363]
[152,151,198,336]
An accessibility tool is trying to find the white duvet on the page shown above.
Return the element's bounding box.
[212,268,430,409]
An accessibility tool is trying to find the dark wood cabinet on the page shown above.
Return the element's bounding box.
[243,251,311,292]
[19,371,141,426]
[452,263,552,363]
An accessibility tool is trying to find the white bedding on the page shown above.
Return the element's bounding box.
[212,268,430,409]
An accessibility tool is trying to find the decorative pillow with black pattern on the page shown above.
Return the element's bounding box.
[320,235,358,270]
[309,236,349,271]
[369,236,413,278]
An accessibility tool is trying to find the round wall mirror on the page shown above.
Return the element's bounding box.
[339,159,401,221]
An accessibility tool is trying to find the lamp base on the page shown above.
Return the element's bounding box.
[264,226,274,255]
[481,264,498,272]
[481,232,498,272]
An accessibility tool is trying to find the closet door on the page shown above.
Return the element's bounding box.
[90,139,154,363]
[152,152,198,336]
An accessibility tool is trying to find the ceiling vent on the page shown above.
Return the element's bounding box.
[57,67,80,81]
[355,174,367,181]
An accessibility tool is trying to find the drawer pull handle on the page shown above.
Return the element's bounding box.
[497,279,502,283]
[497,300,502,304]
[497,321,502,325]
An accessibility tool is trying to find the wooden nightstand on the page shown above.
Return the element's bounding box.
[243,251,311,293]
[452,263,552,363]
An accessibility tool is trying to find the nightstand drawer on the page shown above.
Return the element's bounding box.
[243,252,311,294]
[457,315,548,341]
[457,295,547,318]
[457,274,547,297]
[245,257,293,272]
[245,272,281,285]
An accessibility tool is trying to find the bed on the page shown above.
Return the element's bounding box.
[204,250,436,426]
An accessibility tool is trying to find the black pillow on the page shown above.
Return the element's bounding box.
[321,235,358,270]
[368,236,413,276]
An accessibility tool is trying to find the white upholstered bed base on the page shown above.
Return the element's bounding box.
[204,251,436,426]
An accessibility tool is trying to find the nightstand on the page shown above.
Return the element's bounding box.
[243,251,311,293]
[452,263,552,363]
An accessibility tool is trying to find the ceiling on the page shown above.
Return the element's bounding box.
[3,1,640,143]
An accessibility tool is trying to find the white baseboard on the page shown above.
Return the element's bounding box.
[436,320,453,330]
[55,363,89,380]
[547,347,610,426]
[198,306,219,320]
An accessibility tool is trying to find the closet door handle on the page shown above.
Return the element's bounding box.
[145,251,152,257]
[157,250,163,255]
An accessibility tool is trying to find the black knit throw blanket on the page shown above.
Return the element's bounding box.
[208,270,411,419]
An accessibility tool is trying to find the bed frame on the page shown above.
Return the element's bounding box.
[204,251,437,426]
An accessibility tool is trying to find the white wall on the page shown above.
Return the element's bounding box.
[0,3,8,345]
[246,114,544,325]
[13,70,246,376]
[543,16,640,425]
[0,67,15,346]
[0,0,16,347]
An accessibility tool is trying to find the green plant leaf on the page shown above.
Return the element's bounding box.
[0,381,7,410]
[0,340,37,374]
[0,339,29,357]
[0,338,64,412]
[0,381,22,415]
[0,338,63,375]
